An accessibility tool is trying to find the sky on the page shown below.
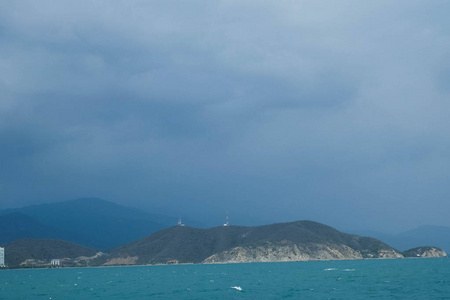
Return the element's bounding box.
[1,0,450,233]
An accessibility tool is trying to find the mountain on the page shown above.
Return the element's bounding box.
[2,239,100,267]
[0,198,176,250]
[1,221,445,268]
[0,213,65,243]
[102,220,406,265]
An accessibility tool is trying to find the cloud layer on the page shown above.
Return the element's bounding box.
[1,0,450,232]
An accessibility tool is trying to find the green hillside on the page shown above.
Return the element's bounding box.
[2,239,98,267]
[106,220,400,264]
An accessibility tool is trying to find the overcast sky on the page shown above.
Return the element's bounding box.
[1,0,450,233]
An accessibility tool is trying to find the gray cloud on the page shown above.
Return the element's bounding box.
[1,0,450,232]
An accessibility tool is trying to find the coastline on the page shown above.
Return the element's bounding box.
[2,255,447,271]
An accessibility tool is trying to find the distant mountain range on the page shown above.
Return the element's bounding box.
[2,221,446,268]
[0,198,177,250]
[1,198,449,267]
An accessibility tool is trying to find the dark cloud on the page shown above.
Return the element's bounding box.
[1,0,450,232]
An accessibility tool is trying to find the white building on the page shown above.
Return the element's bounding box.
[0,247,5,267]
[50,259,60,267]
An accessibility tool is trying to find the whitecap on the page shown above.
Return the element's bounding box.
[342,269,355,272]
[324,268,337,271]
[231,286,243,291]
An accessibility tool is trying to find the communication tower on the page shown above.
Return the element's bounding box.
[223,211,229,227]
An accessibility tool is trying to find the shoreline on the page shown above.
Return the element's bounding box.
[1,255,447,271]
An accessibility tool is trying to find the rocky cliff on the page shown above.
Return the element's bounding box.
[203,241,364,263]
[203,240,404,263]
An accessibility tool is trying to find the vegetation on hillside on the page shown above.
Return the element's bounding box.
[106,220,399,264]
[2,239,98,267]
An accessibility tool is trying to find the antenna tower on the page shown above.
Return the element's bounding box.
[223,211,229,227]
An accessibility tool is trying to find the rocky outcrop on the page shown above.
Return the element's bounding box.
[203,240,406,263]
[403,247,447,258]
[104,256,139,266]
[203,241,363,263]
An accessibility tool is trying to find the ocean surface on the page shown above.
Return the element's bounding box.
[0,258,449,299]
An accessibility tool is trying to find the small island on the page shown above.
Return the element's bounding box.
[402,246,446,258]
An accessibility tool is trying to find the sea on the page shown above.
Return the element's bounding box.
[0,258,449,299]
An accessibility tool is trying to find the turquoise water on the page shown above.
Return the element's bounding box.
[0,258,449,299]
